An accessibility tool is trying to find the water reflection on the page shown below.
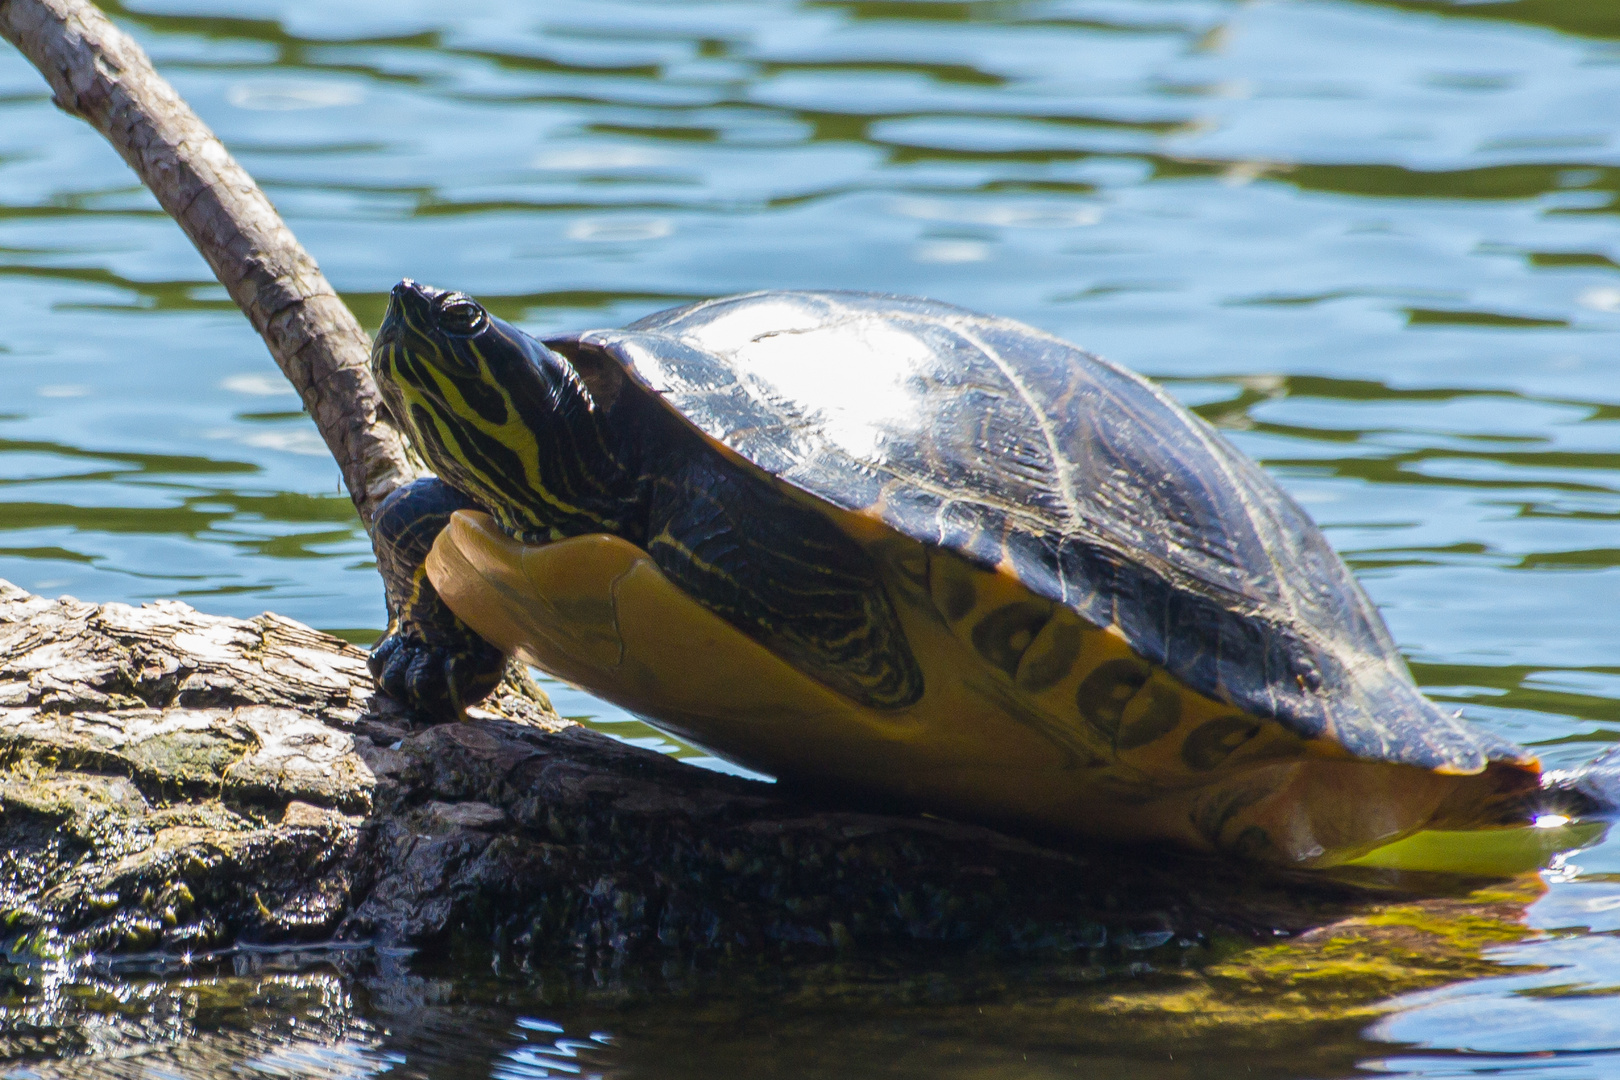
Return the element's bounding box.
[0,870,1586,1080]
[3,0,1620,1072]
[1370,938,1620,1075]
[1369,0,1620,42]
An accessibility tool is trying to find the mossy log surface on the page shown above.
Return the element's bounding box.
[0,578,1559,1064]
[0,576,1439,969]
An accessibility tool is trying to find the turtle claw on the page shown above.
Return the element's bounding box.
[369,628,505,721]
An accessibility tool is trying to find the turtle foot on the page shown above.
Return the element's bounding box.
[1539,745,1620,819]
[369,628,506,720]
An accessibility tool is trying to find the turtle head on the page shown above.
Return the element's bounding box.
[372,279,641,539]
[373,279,559,416]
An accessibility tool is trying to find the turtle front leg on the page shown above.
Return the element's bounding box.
[370,477,507,719]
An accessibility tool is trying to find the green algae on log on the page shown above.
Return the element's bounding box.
[0,577,1569,1067]
[0,577,1550,987]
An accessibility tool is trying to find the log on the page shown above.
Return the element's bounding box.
[0,579,1555,1052]
[0,577,1440,963]
[0,0,419,528]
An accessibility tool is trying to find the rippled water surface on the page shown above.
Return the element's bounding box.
[4,0,1620,1074]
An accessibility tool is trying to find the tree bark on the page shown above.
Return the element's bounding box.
[0,0,420,528]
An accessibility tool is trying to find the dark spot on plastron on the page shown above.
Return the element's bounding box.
[1230,825,1273,859]
[972,602,1052,678]
[1075,658,1151,741]
[1116,683,1181,750]
[1015,619,1082,693]
[932,565,976,623]
[1191,778,1274,844]
[887,544,930,594]
[1181,716,1261,771]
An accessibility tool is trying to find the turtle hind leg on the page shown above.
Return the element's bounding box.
[370,477,507,719]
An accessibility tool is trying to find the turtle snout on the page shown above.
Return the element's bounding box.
[384,278,448,327]
[395,277,449,303]
[375,280,429,365]
[377,279,432,349]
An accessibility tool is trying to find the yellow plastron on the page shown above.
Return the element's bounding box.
[425,510,1571,870]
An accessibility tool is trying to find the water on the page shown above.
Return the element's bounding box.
[2,0,1619,1073]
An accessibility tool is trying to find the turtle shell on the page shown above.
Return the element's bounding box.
[551,290,1528,776]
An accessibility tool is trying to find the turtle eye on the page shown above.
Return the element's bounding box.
[435,294,487,336]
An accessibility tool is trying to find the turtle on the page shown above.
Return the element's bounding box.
[366,281,1605,866]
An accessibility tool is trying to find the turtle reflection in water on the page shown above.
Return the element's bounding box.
[367,284,1615,866]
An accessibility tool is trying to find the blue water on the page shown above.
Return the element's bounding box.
[3,0,1620,1074]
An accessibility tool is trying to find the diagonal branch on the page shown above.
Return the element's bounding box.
[0,0,422,529]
